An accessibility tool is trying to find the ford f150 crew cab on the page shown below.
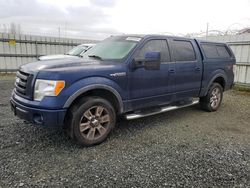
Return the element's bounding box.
[10,35,236,146]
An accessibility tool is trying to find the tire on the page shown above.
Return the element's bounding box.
[66,97,116,146]
[200,83,223,112]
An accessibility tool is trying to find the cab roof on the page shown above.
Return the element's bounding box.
[114,34,194,41]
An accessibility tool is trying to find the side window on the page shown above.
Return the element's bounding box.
[216,45,231,58]
[136,40,170,62]
[201,44,219,58]
[172,40,196,61]
[201,44,231,59]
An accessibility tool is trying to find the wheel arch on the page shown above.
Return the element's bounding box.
[203,73,227,96]
[213,76,226,90]
[63,84,124,114]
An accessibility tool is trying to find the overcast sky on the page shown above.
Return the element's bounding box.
[0,0,250,40]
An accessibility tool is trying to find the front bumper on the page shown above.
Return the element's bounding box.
[10,95,67,128]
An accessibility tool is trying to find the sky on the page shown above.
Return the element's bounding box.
[0,0,250,40]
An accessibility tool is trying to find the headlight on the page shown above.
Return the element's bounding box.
[34,79,65,101]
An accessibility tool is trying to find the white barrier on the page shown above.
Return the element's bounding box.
[0,33,97,72]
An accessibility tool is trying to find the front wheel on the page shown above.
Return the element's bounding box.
[67,97,116,146]
[200,83,223,112]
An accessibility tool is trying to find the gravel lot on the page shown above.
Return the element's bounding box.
[0,75,250,187]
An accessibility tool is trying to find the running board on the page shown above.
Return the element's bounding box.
[125,100,199,120]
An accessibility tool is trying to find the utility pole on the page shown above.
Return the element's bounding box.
[206,22,209,39]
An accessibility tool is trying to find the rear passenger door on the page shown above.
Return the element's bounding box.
[169,39,202,99]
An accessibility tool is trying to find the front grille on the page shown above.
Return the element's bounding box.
[15,70,33,98]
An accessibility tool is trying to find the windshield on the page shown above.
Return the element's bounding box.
[67,46,88,56]
[82,36,140,61]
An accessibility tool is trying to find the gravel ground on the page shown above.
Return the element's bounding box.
[0,76,250,187]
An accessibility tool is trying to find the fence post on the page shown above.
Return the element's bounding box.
[35,41,38,59]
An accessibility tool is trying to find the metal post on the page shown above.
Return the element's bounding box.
[206,23,209,39]
[58,27,61,41]
[35,41,38,59]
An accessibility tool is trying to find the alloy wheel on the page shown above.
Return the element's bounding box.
[79,106,110,140]
[210,87,221,109]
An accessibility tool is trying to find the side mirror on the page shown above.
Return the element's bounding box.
[144,52,161,70]
[132,52,161,70]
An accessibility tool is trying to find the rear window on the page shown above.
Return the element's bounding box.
[172,40,196,61]
[201,44,231,59]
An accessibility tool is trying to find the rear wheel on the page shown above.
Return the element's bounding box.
[67,97,116,146]
[200,83,223,112]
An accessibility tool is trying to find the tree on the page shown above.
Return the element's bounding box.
[9,22,17,34]
[9,22,22,35]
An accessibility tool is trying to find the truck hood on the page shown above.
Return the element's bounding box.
[20,57,120,73]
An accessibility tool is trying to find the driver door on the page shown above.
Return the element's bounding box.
[128,39,175,110]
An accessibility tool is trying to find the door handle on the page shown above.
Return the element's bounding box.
[195,67,201,72]
[168,69,175,73]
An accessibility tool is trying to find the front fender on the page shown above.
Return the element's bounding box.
[62,77,124,111]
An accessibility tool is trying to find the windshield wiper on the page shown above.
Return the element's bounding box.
[88,54,103,60]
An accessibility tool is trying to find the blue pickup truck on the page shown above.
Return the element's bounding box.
[10,35,235,146]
